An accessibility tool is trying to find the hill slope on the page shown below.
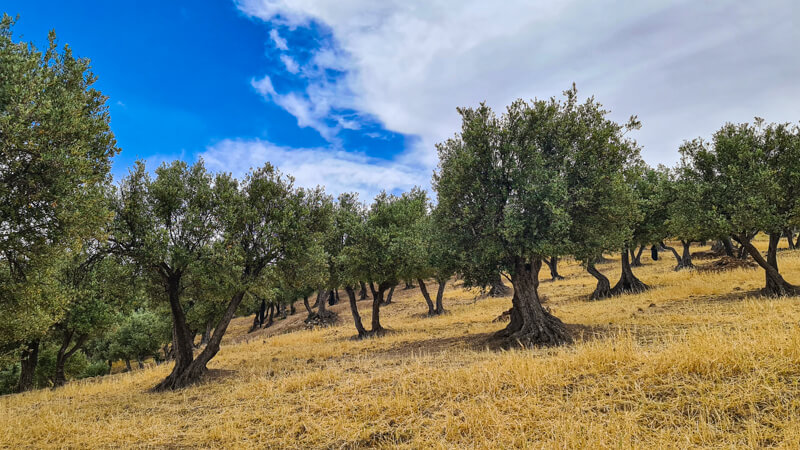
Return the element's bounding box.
[2,241,800,448]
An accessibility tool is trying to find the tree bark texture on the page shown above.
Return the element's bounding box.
[544,257,565,280]
[345,286,367,338]
[586,263,612,300]
[735,232,800,297]
[610,249,649,295]
[488,274,512,297]
[154,290,247,391]
[630,245,645,267]
[496,258,570,347]
[435,278,446,314]
[53,332,87,387]
[418,278,436,315]
[17,340,40,392]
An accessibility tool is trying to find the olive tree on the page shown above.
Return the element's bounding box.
[0,17,119,391]
[434,96,574,347]
[682,120,800,296]
[342,189,427,335]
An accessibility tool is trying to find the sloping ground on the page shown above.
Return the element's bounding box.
[2,241,800,448]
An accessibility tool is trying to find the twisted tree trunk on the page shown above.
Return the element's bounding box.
[154,290,246,391]
[679,240,694,269]
[358,281,369,300]
[785,228,797,250]
[154,276,195,391]
[265,303,275,327]
[488,273,511,297]
[434,278,446,315]
[544,257,565,280]
[610,249,649,295]
[736,232,800,297]
[630,245,645,267]
[418,278,436,315]
[53,332,88,387]
[496,258,570,347]
[384,286,395,304]
[586,263,612,300]
[345,285,367,338]
[371,283,390,334]
[662,242,692,270]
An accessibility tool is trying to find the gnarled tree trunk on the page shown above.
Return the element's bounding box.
[418,278,436,315]
[496,258,570,347]
[383,286,395,304]
[785,228,797,250]
[154,291,246,391]
[586,263,612,300]
[345,285,367,338]
[154,276,195,391]
[371,283,390,334]
[678,240,694,269]
[662,242,692,270]
[611,249,649,295]
[53,332,88,388]
[434,278,446,314]
[17,340,40,392]
[302,295,313,318]
[544,257,565,280]
[265,303,275,327]
[736,232,800,297]
[488,273,511,297]
[358,281,369,300]
[630,245,645,267]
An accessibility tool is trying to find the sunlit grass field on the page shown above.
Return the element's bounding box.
[2,239,800,448]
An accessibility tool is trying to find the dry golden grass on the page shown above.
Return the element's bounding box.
[3,239,800,448]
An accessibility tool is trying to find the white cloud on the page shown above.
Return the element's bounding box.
[237,0,800,167]
[279,54,300,73]
[250,75,341,141]
[268,28,288,50]
[200,138,429,201]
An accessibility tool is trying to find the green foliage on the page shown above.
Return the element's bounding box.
[80,360,110,378]
[0,15,119,351]
[343,189,428,289]
[435,87,640,282]
[109,310,169,363]
[680,119,800,238]
[325,192,366,289]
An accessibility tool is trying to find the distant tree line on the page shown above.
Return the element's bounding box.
[2,16,799,393]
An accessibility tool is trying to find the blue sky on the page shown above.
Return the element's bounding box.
[4,0,411,197]
[4,1,799,199]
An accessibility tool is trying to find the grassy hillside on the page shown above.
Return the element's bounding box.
[2,240,800,448]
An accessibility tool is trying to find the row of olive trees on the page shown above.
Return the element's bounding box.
[434,87,800,348]
[3,14,799,393]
